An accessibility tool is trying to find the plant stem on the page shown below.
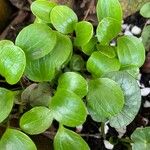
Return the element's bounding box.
[100,122,106,139]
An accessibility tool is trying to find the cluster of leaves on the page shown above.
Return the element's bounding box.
[0,0,149,149]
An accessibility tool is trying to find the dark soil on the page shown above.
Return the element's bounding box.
[0,0,150,150]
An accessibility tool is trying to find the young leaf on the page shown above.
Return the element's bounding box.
[50,5,78,34]
[57,72,88,98]
[15,23,56,60]
[54,125,90,150]
[0,128,37,150]
[20,106,53,135]
[96,0,122,22]
[0,88,14,123]
[96,17,121,45]
[87,51,120,77]
[74,21,93,47]
[31,0,56,23]
[141,25,150,51]
[131,127,150,150]
[49,89,87,127]
[140,2,150,18]
[81,37,97,55]
[87,78,124,122]
[117,36,145,67]
[0,40,26,84]
[104,71,141,128]
[25,32,72,82]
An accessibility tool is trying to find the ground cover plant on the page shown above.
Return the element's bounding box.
[0,0,149,149]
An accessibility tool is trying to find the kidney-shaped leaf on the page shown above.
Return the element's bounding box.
[87,78,124,122]
[140,2,150,18]
[25,32,72,82]
[87,51,120,77]
[50,5,78,34]
[54,125,90,150]
[20,106,53,135]
[0,128,37,150]
[96,0,122,22]
[131,127,150,150]
[117,36,145,67]
[15,23,56,60]
[104,71,141,128]
[0,40,26,84]
[31,1,56,22]
[49,89,87,127]
[57,72,88,98]
[0,88,14,123]
[96,17,121,45]
[74,21,93,47]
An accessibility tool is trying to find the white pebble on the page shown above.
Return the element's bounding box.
[124,30,133,36]
[141,88,150,96]
[104,140,114,150]
[110,41,116,46]
[122,24,128,30]
[144,101,150,108]
[131,26,141,35]
[76,125,83,132]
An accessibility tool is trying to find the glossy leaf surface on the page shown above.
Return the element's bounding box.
[57,72,88,98]
[87,78,124,122]
[87,51,120,77]
[15,23,56,60]
[96,0,122,22]
[117,36,145,67]
[74,21,93,46]
[131,127,150,150]
[25,32,72,82]
[0,128,37,150]
[49,89,87,127]
[96,17,121,45]
[104,71,141,128]
[54,126,90,150]
[20,106,53,135]
[31,1,56,22]
[0,88,14,123]
[0,40,26,84]
[50,5,78,34]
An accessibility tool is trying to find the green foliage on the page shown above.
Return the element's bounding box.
[0,0,146,149]
[131,127,150,150]
[0,128,37,150]
[140,2,150,18]
[54,125,90,150]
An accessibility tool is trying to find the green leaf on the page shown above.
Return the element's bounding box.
[0,88,14,123]
[104,71,141,128]
[57,72,88,98]
[54,125,90,150]
[87,78,124,122]
[131,127,150,150]
[20,106,53,135]
[117,36,145,67]
[50,5,78,34]
[0,40,26,84]
[31,0,56,23]
[81,37,97,55]
[69,54,85,71]
[96,0,122,22]
[49,89,87,127]
[21,83,52,107]
[87,51,120,77]
[0,128,37,150]
[96,17,121,45]
[141,25,150,51]
[74,21,93,46]
[15,23,56,60]
[140,2,150,18]
[25,32,72,82]
[96,45,116,58]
